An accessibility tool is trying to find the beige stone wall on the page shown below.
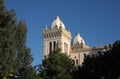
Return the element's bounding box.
[43,28,71,59]
[69,45,110,66]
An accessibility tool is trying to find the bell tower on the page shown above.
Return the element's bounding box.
[42,16,71,59]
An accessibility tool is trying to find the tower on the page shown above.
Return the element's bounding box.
[42,16,71,59]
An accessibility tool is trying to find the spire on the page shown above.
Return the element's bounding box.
[76,33,81,36]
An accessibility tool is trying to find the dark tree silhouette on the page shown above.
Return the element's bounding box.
[40,49,74,79]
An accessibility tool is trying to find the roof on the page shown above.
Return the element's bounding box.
[51,16,65,29]
[73,33,85,45]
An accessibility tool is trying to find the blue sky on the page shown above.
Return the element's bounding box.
[6,0,120,66]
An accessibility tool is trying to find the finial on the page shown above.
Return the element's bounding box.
[76,33,81,36]
[56,16,60,19]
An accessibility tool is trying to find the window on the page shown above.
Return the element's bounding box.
[73,60,75,65]
[53,41,56,50]
[76,59,78,65]
[76,41,80,45]
[55,25,58,28]
[74,56,76,59]
[84,53,86,57]
[44,56,47,59]
[49,42,52,53]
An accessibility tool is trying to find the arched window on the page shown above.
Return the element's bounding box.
[76,59,78,65]
[73,60,75,65]
[49,42,52,53]
[76,41,80,45]
[53,41,56,50]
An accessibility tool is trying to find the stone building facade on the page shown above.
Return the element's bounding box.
[42,16,109,65]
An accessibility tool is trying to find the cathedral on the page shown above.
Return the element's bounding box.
[42,16,110,66]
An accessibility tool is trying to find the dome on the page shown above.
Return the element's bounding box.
[51,16,65,29]
[73,33,85,45]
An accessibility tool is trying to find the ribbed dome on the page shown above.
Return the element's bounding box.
[51,16,65,29]
[73,33,85,45]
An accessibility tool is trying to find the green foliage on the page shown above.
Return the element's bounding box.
[40,49,73,79]
[73,40,120,79]
[0,0,5,12]
[13,12,34,79]
[0,0,17,78]
[15,25,33,78]
[0,0,37,79]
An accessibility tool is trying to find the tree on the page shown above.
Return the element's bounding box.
[15,20,33,79]
[0,0,17,78]
[40,49,74,79]
[0,0,35,79]
[111,41,120,79]
[73,40,120,79]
